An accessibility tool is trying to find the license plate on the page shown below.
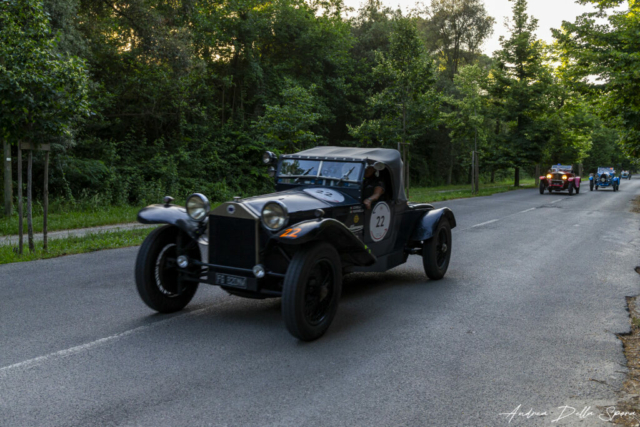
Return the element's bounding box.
[215,273,247,289]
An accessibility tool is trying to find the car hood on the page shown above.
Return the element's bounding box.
[241,187,360,216]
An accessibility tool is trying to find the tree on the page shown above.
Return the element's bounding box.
[252,81,325,153]
[419,0,495,79]
[350,17,439,192]
[554,0,640,157]
[441,65,491,188]
[487,0,551,186]
[0,0,89,248]
[0,0,89,147]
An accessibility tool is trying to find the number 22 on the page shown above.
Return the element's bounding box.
[280,228,302,238]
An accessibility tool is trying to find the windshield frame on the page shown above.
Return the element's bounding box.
[277,159,365,185]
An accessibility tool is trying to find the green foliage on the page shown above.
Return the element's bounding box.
[253,81,325,153]
[0,0,89,144]
[349,17,440,149]
[0,0,634,214]
[554,0,640,157]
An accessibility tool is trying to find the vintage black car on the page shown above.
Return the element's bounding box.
[135,147,456,340]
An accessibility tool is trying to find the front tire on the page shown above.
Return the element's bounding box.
[282,242,342,341]
[568,182,574,195]
[422,219,452,280]
[135,225,200,313]
[539,182,545,194]
[590,181,594,191]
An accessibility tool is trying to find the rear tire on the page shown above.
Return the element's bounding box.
[568,182,574,195]
[282,242,342,341]
[575,184,580,194]
[135,225,200,313]
[422,219,452,280]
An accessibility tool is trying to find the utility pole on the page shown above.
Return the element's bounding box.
[3,139,11,217]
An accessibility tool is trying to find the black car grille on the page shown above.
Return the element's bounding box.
[209,216,257,269]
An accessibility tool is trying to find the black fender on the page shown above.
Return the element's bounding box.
[137,204,206,241]
[272,218,376,267]
[410,207,456,242]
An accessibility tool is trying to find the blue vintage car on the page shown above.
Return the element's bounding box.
[621,170,631,180]
[589,167,620,191]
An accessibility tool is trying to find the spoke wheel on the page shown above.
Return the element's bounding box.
[303,260,335,326]
[135,225,201,313]
[422,218,452,280]
[282,242,342,341]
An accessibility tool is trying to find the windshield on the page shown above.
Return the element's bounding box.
[598,167,615,175]
[277,159,363,188]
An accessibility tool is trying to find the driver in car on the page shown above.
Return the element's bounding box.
[363,165,385,210]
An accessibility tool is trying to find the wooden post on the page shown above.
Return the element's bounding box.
[3,140,11,217]
[43,152,49,251]
[474,151,479,194]
[17,146,23,255]
[27,149,34,253]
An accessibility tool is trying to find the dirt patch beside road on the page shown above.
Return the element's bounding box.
[631,196,640,213]
[610,296,640,426]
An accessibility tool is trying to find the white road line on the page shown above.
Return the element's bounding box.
[0,307,210,376]
[520,208,536,213]
[551,199,564,204]
[471,219,499,228]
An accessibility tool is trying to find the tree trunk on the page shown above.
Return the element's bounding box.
[3,139,11,217]
[474,152,479,193]
[447,144,453,185]
[27,149,34,253]
[17,146,23,254]
[535,164,540,186]
[43,152,49,251]
[514,167,520,187]
[490,169,495,183]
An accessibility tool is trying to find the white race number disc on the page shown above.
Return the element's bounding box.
[370,202,390,241]
[304,188,345,203]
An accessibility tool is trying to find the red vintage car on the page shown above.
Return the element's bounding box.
[539,165,581,195]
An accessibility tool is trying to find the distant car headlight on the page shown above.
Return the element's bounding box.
[562,175,567,180]
[262,201,288,231]
[186,193,210,221]
[546,174,552,179]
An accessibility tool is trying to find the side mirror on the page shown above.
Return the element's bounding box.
[372,162,385,171]
[268,166,276,178]
[262,151,277,165]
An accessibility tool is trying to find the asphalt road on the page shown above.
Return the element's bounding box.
[2,178,640,426]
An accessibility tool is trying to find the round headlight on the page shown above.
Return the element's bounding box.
[262,201,288,231]
[262,151,276,164]
[186,193,210,221]
[546,174,552,179]
[562,174,567,180]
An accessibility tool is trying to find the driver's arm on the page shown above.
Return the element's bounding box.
[364,186,385,209]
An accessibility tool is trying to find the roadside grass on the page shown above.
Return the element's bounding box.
[0,228,153,265]
[410,179,536,203]
[0,204,141,236]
